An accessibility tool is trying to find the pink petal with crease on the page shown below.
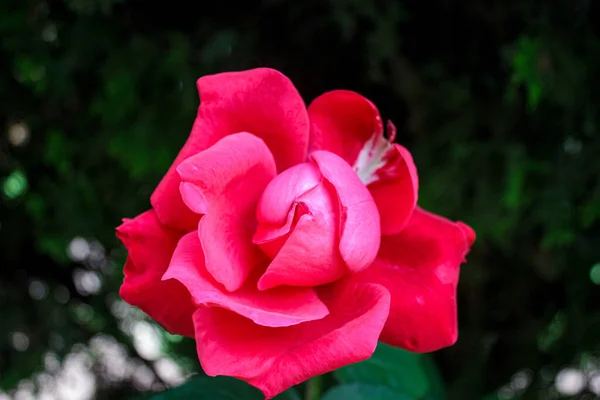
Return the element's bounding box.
[163,232,329,327]
[178,132,277,292]
[193,279,390,398]
[310,150,380,273]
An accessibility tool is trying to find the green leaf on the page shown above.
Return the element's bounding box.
[322,383,410,400]
[146,375,300,400]
[334,343,444,399]
[273,387,302,400]
[148,376,262,400]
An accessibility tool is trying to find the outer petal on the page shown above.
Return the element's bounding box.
[116,210,195,337]
[310,150,380,273]
[179,133,277,292]
[193,280,391,399]
[365,143,418,235]
[151,68,310,230]
[308,90,381,165]
[308,91,418,235]
[356,207,475,353]
[163,232,329,327]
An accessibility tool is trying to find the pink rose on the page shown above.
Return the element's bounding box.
[116,68,475,398]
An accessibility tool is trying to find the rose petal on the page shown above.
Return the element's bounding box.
[308,90,382,165]
[252,203,306,260]
[252,202,302,260]
[252,164,322,260]
[367,143,419,234]
[193,280,390,399]
[177,132,277,214]
[179,133,277,292]
[257,181,347,290]
[457,221,476,246]
[163,232,329,327]
[151,68,310,231]
[255,162,321,228]
[310,150,380,273]
[116,210,195,337]
[308,91,418,235]
[355,207,475,352]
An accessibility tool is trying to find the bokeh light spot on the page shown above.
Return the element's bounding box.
[555,367,586,396]
[11,332,30,352]
[3,170,28,199]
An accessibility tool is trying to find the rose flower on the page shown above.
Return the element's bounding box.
[116,68,475,399]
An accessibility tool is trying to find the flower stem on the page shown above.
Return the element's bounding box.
[305,374,323,400]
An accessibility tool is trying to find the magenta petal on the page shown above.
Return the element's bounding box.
[178,132,277,292]
[252,163,321,259]
[310,150,381,273]
[457,221,476,246]
[151,68,310,231]
[163,232,328,327]
[257,181,346,290]
[177,132,277,214]
[356,207,475,352]
[367,144,419,235]
[193,280,390,399]
[197,204,264,292]
[252,202,300,260]
[115,210,195,337]
[308,90,382,165]
[308,91,419,235]
[255,162,321,227]
[179,182,208,215]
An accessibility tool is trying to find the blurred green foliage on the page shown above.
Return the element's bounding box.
[334,343,444,399]
[1,0,599,399]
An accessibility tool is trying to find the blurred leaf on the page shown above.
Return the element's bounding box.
[538,311,567,352]
[43,129,71,175]
[503,147,526,212]
[273,387,302,400]
[334,343,444,399]
[13,55,47,93]
[581,193,600,228]
[146,375,300,400]
[148,376,262,400]
[507,35,544,110]
[322,383,409,400]
[36,235,69,265]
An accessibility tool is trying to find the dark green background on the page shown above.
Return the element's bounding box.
[1,0,599,399]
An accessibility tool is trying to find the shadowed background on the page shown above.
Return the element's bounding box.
[1,0,599,399]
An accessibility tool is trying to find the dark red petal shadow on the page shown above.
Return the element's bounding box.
[355,207,475,353]
[116,210,195,337]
